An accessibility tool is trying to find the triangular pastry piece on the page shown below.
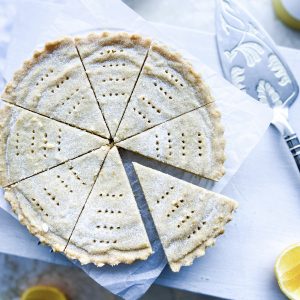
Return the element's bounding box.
[1,37,109,138]
[65,147,152,266]
[117,103,225,181]
[0,103,108,186]
[133,163,237,272]
[75,32,151,136]
[115,42,213,142]
[4,146,109,252]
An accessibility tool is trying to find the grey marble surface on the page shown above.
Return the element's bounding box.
[0,253,218,300]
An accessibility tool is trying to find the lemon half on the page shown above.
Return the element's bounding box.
[275,243,300,300]
[21,286,67,300]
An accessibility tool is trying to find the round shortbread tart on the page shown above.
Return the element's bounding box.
[0,32,237,271]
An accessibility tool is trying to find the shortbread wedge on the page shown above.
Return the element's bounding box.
[75,32,151,136]
[134,163,237,272]
[117,103,225,181]
[65,147,152,266]
[115,42,213,142]
[1,37,109,138]
[0,103,108,187]
[4,146,109,252]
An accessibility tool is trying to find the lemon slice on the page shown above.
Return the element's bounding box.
[275,243,300,300]
[21,286,67,300]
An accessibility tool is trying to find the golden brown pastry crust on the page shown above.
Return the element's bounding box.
[75,31,151,49]
[204,101,226,180]
[2,38,73,103]
[65,243,152,267]
[150,42,213,107]
[0,104,13,187]
[5,188,68,252]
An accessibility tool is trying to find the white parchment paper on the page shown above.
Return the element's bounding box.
[0,0,272,299]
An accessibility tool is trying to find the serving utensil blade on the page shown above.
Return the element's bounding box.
[216,0,300,171]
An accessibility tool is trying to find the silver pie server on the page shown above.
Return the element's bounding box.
[215,0,300,171]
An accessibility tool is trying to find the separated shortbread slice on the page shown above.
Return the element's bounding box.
[134,163,237,272]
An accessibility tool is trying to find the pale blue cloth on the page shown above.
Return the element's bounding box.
[0,0,16,89]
